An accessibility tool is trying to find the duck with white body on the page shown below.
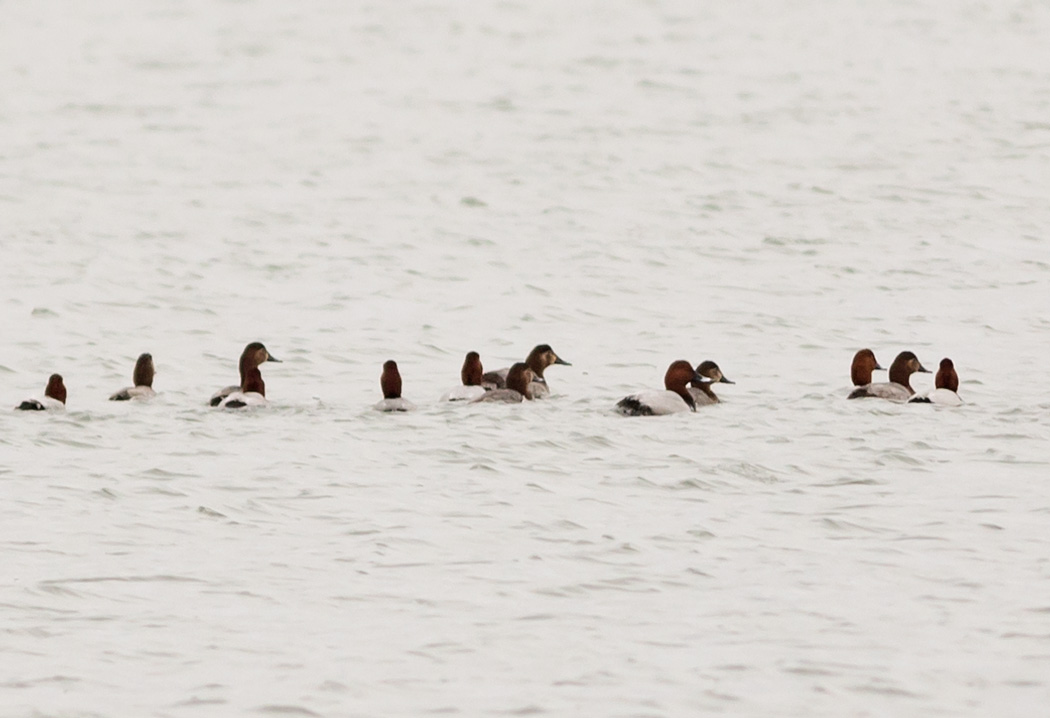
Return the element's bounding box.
[16,374,67,411]
[616,361,710,416]
[110,352,156,401]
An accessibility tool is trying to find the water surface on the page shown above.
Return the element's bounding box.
[2,1,1050,716]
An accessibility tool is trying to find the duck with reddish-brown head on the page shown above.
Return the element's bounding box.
[219,367,268,409]
[909,357,963,406]
[441,351,488,402]
[617,361,709,416]
[848,351,929,402]
[849,349,885,389]
[473,362,533,404]
[210,342,281,406]
[110,353,157,401]
[688,360,735,407]
[374,360,416,412]
[17,374,67,411]
[481,344,571,399]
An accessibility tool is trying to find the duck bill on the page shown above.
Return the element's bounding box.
[554,356,571,366]
[267,355,282,363]
[719,377,735,384]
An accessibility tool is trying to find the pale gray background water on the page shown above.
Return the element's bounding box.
[2,1,1049,716]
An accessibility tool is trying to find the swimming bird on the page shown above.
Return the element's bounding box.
[441,351,487,402]
[482,344,570,399]
[210,342,281,406]
[616,361,708,416]
[374,360,416,412]
[473,362,533,404]
[219,367,268,409]
[688,360,734,407]
[109,353,156,401]
[909,358,963,406]
[848,351,929,401]
[16,374,67,411]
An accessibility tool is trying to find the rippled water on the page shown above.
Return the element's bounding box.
[3,1,1050,715]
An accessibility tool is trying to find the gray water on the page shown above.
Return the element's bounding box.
[3,1,1050,716]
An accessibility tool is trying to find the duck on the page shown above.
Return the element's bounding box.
[849,348,885,387]
[688,360,734,407]
[219,367,268,409]
[16,374,67,411]
[909,358,963,406]
[210,342,281,406]
[848,351,929,401]
[472,362,533,404]
[616,360,709,416]
[440,351,488,402]
[373,360,416,412]
[109,353,156,401]
[481,344,570,399]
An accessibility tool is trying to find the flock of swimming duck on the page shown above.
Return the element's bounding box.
[12,343,962,414]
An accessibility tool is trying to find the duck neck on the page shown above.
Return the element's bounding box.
[525,352,546,379]
[506,365,532,398]
[238,354,254,384]
[937,367,958,392]
[462,360,482,386]
[133,360,153,388]
[242,369,265,396]
[888,363,915,394]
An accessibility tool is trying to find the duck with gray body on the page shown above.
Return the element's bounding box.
[848,351,929,402]
[17,374,67,411]
[617,361,710,416]
[110,353,156,401]
[441,351,488,402]
[688,360,734,406]
[481,344,570,399]
[473,363,533,404]
[210,342,281,406]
